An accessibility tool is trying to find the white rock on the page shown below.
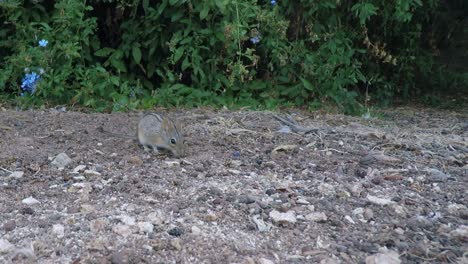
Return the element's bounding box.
[191,226,201,235]
[52,224,65,238]
[306,212,328,222]
[269,210,297,224]
[9,171,24,179]
[344,215,355,224]
[367,195,396,205]
[0,239,15,254]
[137,222,154,234]
[118,215,136,226]
[22,196,40,205]
[165,161,180,167]
[84,170,101,176]
[365,248,401,264]
[353,208,364,215]
[251,215,272,232]
[113,224,132,237]
[296,198,310,205]
[51,153,72,169]
[72,165,86,173]
[258,258,275,264]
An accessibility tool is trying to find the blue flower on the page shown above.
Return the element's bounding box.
[21,72,41,94]
[38,39,48,47]
[250,36,260,44]
[271,0,277,6]
[233,151,241,157]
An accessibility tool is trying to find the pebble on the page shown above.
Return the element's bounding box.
[364,208,374,220]
[365,248,401,264]
[117,215,136,226]
[0,239,14,254]
[22,196,40,205]
[3,220,16,232]
[90,219,109,233]
[296,198,310,205]
[147,211,165,226]
[265,189,276,196]
[367,195,395,205]
[191,226,201,235]
[110,249,131,264]
[112,224,132,237]
[449,225,468,242]
[269,210,296,225]
[72,165,86,173]
[9,171,24,179]
[51,153,72,169]
[84,170,101,176]
[52,224,65,238]
[318,183,335,196]
[168,227,184,237]
[170,238,182,251]
[344,215,355,224]
[238,195,256,204]
[137,222,154,234]
[305,212,328,222]
[258,258,274,264]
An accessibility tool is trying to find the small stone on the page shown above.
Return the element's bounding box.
[364,208,374,220]
[344,215,355,224]
[205,213,218,221]
[21,207,34,215]
[367,195,395,205]
[165,160,180,167]
[9,171,24,179]
[147,211,165,226]
[449,225,468,242]
[318,183,335,196]
[90,219,108,233]
[113,224,132,237]
[22,196,40,205]
[170,238,182,251]
[0,239,15,254]
[52,224,65,238]
[137,222,154,234]
[117,215,136,226]
[265,189,276,196]
[72,165,86,173]
[296,198,310,205]
[238,195,256,204]
[84,170,101,176]
[168,227,184,237]
[306,212,328,222]
[365,248,401,264]
[269,210,296,225]
[191,226,201,235]
[51,153,72,169]
[110,249,131,264]
[3,220,16,232]
[394,228,405,235]
[258,258,274,264]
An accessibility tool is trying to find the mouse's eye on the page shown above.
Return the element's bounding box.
[170,138,176,144]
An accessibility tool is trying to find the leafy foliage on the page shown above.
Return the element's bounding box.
[0,0,466,113]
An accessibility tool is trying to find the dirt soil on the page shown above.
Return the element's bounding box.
[0,107,467,264]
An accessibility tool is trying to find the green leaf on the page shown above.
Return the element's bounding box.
[111,59,127,72]
[110,76,120,86]
[300,78,315,91]
[181,56,191,70]
[173,47,184,62]
[132,46,142,64]
[200,5,209,20]
[95,47,115,57]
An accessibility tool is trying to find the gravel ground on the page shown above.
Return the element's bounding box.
[0,107,467,264]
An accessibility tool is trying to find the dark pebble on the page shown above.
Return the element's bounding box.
[21,207,34,215]
[168,227,184,237]
[266,189,276,196]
